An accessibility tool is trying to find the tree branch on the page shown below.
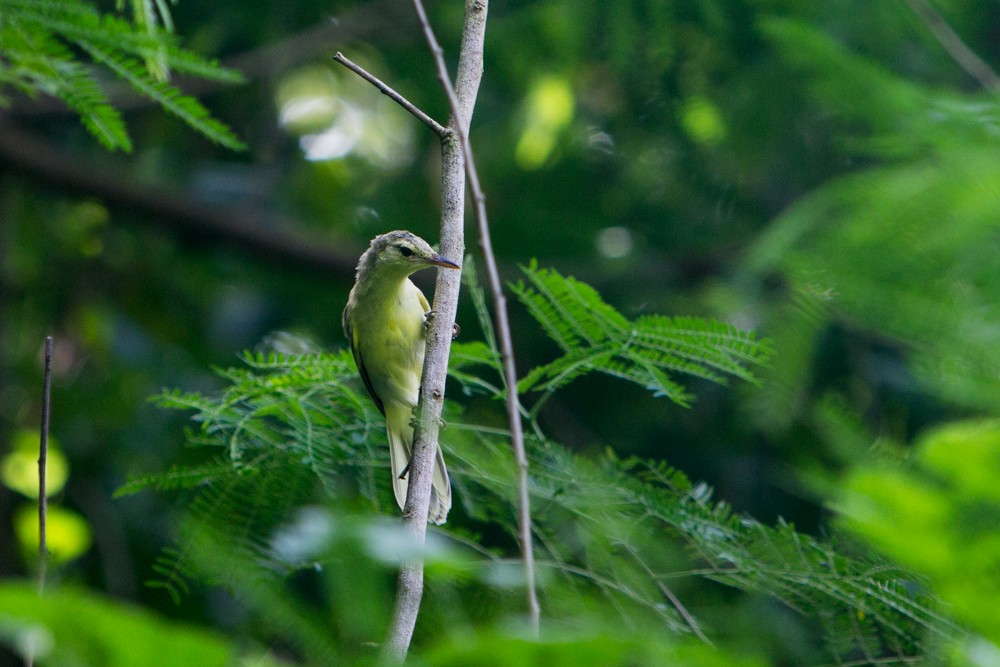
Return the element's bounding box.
[903,0,1000,92]
[332,52,449,138]
[381,0,491,660]
[412,0,541,635]
[0,120,358,277]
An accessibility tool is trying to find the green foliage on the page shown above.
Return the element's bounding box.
[0,581,235,666]
[6,0,1000,664]
[0,0,244,150]
[422,631,765,667]
[749,145,1000,416]
[742,15,1000,459]
[513,264,773,406]
[837,420,1000,648]
[760,17,1000,159]
[122,269,958,664]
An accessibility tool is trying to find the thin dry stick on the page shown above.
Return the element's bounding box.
[37,336,53,593]
[411,0,540,635]
[333,52,450,138]
[903,0,1000,91]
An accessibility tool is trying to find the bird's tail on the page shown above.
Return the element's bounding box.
[386,405,452,524]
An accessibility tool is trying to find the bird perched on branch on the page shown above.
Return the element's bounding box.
[343,230,460,524]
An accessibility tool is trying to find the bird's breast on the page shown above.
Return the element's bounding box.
[351,279,428,408]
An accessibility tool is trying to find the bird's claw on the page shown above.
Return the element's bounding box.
[423,310,460,339]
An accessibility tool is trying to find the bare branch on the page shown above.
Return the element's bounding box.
[412,0,541,635]
[333,52,450,138]
[38,336,53,594]
[904,0,1000,92]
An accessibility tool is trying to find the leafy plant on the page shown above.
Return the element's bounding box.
[116,265,956,664]
[0,582,237,666]
[837,420,1000,652]
[513,263,772,406]
[0,0,244,150]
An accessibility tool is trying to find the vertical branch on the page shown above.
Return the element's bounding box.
[381,1,486,660]
[38,336,53,594]
[412,0,540,634]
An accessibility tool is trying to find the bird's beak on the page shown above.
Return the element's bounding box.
[429,255,461,270]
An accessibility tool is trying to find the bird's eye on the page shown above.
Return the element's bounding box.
[397,245,414,257]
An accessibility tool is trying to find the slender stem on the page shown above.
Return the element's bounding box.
[381,1,489,659]
[629,546,711,644]
[903,0,1000,91]
[412,0,540,635]
[38,336,53,593]
[332,52,450,138]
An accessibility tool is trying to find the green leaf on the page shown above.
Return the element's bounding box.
[449,341,503,397]
[79,43,245,150]
[0,0,244,150]
[837,420,1000,644]
[513,265,772,403]
[0,582,234,666]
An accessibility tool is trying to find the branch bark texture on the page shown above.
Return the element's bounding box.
[412,0,540,634]
[381,0,488,660]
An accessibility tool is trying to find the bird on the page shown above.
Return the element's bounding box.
[343,230,460,524]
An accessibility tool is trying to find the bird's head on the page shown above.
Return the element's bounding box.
[358,230,460,279]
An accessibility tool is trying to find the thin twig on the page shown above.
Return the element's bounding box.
[38,336,53,593]
[411,0,540,636]
[332,52,450,138]
[380,1,489,660]
[903,0,1000,91]
[628,546,712,645]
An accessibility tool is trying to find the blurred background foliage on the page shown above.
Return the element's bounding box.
[3,0,1000,664]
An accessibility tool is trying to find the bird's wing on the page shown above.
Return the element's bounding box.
[343,303,385,416]
[417,288,431,314]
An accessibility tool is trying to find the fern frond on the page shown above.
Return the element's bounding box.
[141,350,955,663]
[513,262,629,351]
[5,0,240,82]
[78,42,244,149]
[114,460,233,496]
[513,265,772,404]
[448,341,503,397]
[240,349,354,370]
[450,430,957,658]
[0,20,131,149]
[0,0,244,150]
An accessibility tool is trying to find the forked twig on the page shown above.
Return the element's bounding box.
[332,52,450,138]
[410,0,540,635]
[338,0,538,654]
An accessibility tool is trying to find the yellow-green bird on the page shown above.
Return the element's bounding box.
[343,230,460,524]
